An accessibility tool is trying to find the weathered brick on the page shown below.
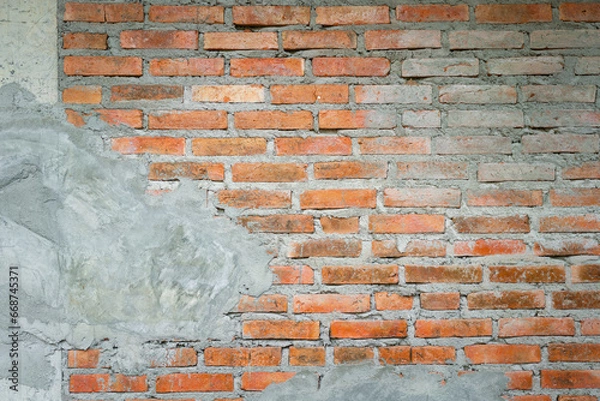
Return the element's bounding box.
[453,215,529,233]
[334,347,374,364]
[93,109,142,128]
[230,58,304,77]
[535,239,600,257]
[192,85,264,103]
[468,290,545,310]
[550,189,600,207]
[375,292,413,311]
[449,31,525,49]
[478,163,555,182]
[405,265,482,284]
[531,30,600,49]
[238,215,313,233]
[402,110,441,127]
[397,161,467,180]
[522,85,596,103]
[355,85,432,104]
[572,264,600,283]
[149,111,227,130]
[150,348,197,368]
[276,137,352,156]
[412,346,456,364]
[331,320,407,339]
[233,6,310,26]
[63,32,107,49]
[582,319,600,336]
[236,294,288,313]
[365,30,441,50]
[148,162,224,181]
[204,347,281,366]
[283,31,357,49]
[70,374,147,393]
[489,265,565,283]
[359,137,431,155]
[528,110,600,127]
[63,86,102,104]
[156,373,233,392]
[455,240,527,256]
[371,240,446,258]
[403,58,479,77]
[111,85,183,102]
[232,163,307,182]
[217,190,291,209]
[289,347,325,366]
[243,320,319,340]
[435,136,512,154]
[397,5,468,22]
[300,189,376,210]
[192,138,266,156]
[236,110,314,129]
[313,57,390,77]
[65,3,143,23]
[314,161,387,180]
[557,396,598,401]
[315,6,389,25]
[287,239,362,258]
[439,85,516,104]
[475,4,552,24]
[294,294,370,313]
[322,265,398,285]
[506,371,534,390]
[270,265,314,285]
[271,84,348,104]
[560,2,600,21]
[541,370,600,389]
[149,6,224,24]
[523,134,599,154]
[369,214,445,234]
[420,293,460,310]
[204,32,278,50]
[466,189,543,207]
[384,188,461,208]
[563,162,600,180]
[465,344,541,364]
[553,291,600,309]
[120,30,198,49]
[576,57,600,75]
[488,57,564,75]
[447,110,523,128]
[149,58,224,76]
[499,317,575,337]
[64,56,142,77]
[320,217,359,234]
[68,350,100,368]
[241,372,296,391]
[415,319,492,338]
[112,137,184,156]
[378,346,411,365]
[540,215,600,233]
[319,110,396,129]
[65,109,86,127]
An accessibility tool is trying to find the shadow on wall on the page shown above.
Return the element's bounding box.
[0,84,273,390]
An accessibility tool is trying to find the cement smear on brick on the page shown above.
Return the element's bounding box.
[256,365,507,401]
[0,84,273,395]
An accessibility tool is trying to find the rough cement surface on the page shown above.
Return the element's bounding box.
[256,365,507,401]
[0,84,273,394]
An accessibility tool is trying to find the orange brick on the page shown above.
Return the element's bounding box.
[192,85,264,103]
[534,239,600,256]
[217,190,291,209]
[276,137,352,156]
[420,293,460,310]
[550,344,600,362]
[506,371,534,390]
[232,163,307,182]
[541,215,600,233]
[231,58,304,77]
[283,31,357,49]
[489,265,565,283]
[150,348,197,368]
[65,109,86,127]
[405,265,482,283]
[315,6,389,25]
[553,291,600,309]
[319,110,396,129]
[375,292,413,311]
[64,56,142,76]
[149,6,224,23]
[560,2,600,22]
[95,109,143,128]
[64,3,143,23]
[149,58,224,76]
[369,214,445,234]
[396,5,469,22]
[558,396,598,401]
[475,4,552,23]
[572,264,600,283]
[331,320,407,339]
[204,347,281,366]
[551,189,600,207]
[233,6,310,26]
[236,294,288,313]
[300,189,376,209]
[334,347,374,364]
[238,215,313,234]
[68,349,100,368]
[243,320,319,340]
[322,265,398,285]
[241,372,296,391]
[582,319,600,335]
[453,215,530,233]
[204,32,278,50]
[149,110,227,130]
[411,346,456,364]
[235,110,312,130]
[454,239,526,256]
[294,294,370,313]
[64,2,104,22]
[359,137,430,155]
[112,137,184,156]
[70,374,147,393]
[289,347,325,366]
[541,370,600,389]
[372,240,447,258]
[468,290,545,310]
[378,346,411,365]
[465,344,541,364]
[313,57,390,77]
[287,239,362,258]
[270,265,314,285]
[148,162,224,181]
[104,3,144,22]
[466,189,543,207]
[121,30,198,49]
[111,85,183,102]
[271,84,348,104]
[320,217,359,234]
[156,373,233,393]
[192,138,266,156]
[63,32,107,49]
[63,86,102,104]
[563,162,600,179]
[415,319,492,338]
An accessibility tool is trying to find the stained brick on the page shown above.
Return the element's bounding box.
[112,137,184,156]
[289,347,325,366]
[149,111,227,130]
[319,110,396,129]
[560,3,600,22]
[372,240,446,258]
[397,5,469,22]
[148,162,224,181]
[453,215,530,233]
[397,161,467,180]
[300,189,376,209]
[415,319,492,338]
[230,58,304,77]
[241,372,296,391]
[271,84,348,104]
[439,85,517,104]
[369,215,445,234]
[232,163,307,182]
[488,57,564,75]
[111,85,184,102]
[572,264,600,283]
[334,347,374,364]
[294,294,370,313]
[466,189,543,207]
[322,265,398,285]
[375,292,413,311]
[204,32,278,50]
[541,370,600,389]
[420,293,460,311]
[192,138,266,156]
[313,57,390,77]
[435,136,512,154]
[63,32,107,49]
[359,137,431,155]
[270,265,314,285]
[489,265,565,283]
[475,4,552,24]
[531,30,600,49]
[287,239,362,258]
[233,6,310,26]
[314,161,387,180]
[499,317,576,337]
[320,217,360,234]
[276,137,352,156]
[553,291,600,309]
[403,58,479,77]
[468,290,545,310]
[217,190,291,209]
[149,6,224,24]
[405,265,482,283]
[239,215,313,233]
[384,188,461,208]
[283,31,357,49]
[315,6,390,25]
[64,56,142,77]
[355,85,432,104]
[149,58,224,76]
[243,320,319,340]
[478,163,555,182]
[120,30,198,50]
[449,31,525,49]
[365,30,441,50]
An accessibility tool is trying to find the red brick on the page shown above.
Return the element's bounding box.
[322,265,398,285]
[111,85,183,102]
[378,346,411,365]
[397,5,469,22]
[550,189,600,207]
[359,137,431,155]
[315,161,386,180]
[540,215,600,233]
[549,344,600,362]
[541,370,600,389]
[572,264,600,283]
[369,215,445,234]
[499,317,575,337]
[416,319,491,338]
[283,31,356,50]
[534,239,600,256]
[475,4,552,24]
[64,3,143,23]
[65,109,86,127]
[563,162,600,180]
[405,265,482,283]
[420,293,460,311]
[334,347,374,364]
[104,3,144,23]
[558,396,598,401]
[316,6,389,25]
[331,320,407,339]
[287,239,362,258]
[232,163,307,182]
[506,371,534,390]
[365,30,441,50]
[449,30,525,49]
[63,86,102,104]
[465,344,541,364]
[149,6,224,24]
[192,138,266,156]
[294,294,370,313]
[490,265,565,283]
[466,189,543,207]
[231,58,304,77]
[236,294,288,313]
[289,347,325,366]
[243,320,319,340]
[148,162,224,181]
[70,374,147,393]
[372,240,447,258]
[204,347,281,366]
[454,239,527,256]
[239,215,313,234]
[510,396,551,401]
[149,58,224,76]
[112,137,184,156]
[64,2,104,22]
[553,291,600,309]
[375,293,413,311]
[412,346,456,364]
[270,265,314,285]
[452,215,529,233]
[120,30,198,49]
[94,109,143,128]
[300,189,376,209]
[204,32,278,50]
[217,190,291,209]
[320,217,359,234]
[560,2,600,22]
[582,319,600,336]
[276,137,352,156]
[319,110,396,130]
[397,161,467,179]
[233,6,310,26]
[271,84,348,104]
[384,188,460,208]
[235,111,312,130]
[313,57,390,77]
[64,56,142,77]
[63,32,107,49]
[68,350,100,369]
[435,136,512,154]
[241,372,296,391]
[488,56,564,76]
[156,373,233,393]
[468,290,545,310]
[149,110,227,130]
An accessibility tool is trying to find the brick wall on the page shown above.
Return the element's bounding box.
[60,1,599,400]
